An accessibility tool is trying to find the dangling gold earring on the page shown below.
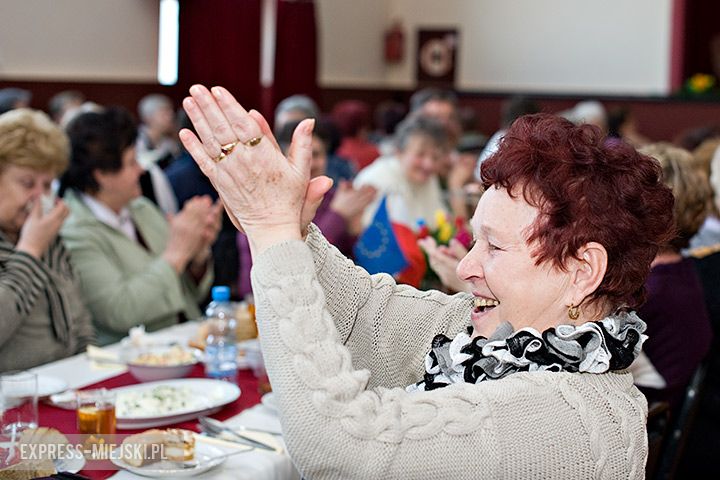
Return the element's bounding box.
[568,304,580,321]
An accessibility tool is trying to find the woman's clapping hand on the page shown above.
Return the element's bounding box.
[163,195,220,273]
[179,85,331,255]
[418,237,471,293]
[329,181,376,235]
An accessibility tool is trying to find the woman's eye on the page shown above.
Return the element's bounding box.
[488,243,501,251]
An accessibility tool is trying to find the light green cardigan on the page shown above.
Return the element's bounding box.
[61,190,212,345]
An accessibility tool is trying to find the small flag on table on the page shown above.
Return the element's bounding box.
[353,196,408,275]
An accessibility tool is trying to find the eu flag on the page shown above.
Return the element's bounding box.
[353,196,409,275]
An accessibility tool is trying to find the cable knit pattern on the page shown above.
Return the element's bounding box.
[251,225,647,479]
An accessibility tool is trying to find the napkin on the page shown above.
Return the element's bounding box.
[85,345,127,373]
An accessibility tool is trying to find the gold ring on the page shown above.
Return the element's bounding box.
[220,141,239,155]
[244,136,262,147]
[213,152,227,163]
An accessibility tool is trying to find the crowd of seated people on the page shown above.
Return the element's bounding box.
[2,83,720,476]
[630,143,713,416]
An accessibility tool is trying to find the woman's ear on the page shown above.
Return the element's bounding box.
[569,242,608,305]
[92,169,106,191]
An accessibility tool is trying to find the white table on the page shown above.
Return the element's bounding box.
[31,322,300,480]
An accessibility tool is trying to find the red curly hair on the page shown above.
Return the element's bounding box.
[481,113,675,309]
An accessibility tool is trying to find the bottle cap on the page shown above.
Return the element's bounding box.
[211,286,231,302]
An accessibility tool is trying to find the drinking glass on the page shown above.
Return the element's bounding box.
[0,371,38,435]
[76,389,116,435]
[0,371,38,467]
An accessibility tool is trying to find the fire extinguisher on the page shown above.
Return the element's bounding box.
[384,21,404,64]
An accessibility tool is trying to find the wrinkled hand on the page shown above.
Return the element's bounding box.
[418,237,471,293]
[16,200,69,259]
[179,85,332,254]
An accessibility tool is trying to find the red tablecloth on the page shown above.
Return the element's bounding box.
[39,366,263,479]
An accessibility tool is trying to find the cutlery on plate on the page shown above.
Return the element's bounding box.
[198,416,277,451]
[197,416,281,437]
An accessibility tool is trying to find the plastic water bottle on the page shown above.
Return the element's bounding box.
[204,286,238,381]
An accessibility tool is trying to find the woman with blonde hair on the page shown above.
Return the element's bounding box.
[633,143,713,415]
[0,109,94,370]
[688,139,720,250]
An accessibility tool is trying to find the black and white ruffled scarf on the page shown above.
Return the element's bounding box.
[407,311,646,392]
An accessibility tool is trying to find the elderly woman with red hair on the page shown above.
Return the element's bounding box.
[180,85,673,479]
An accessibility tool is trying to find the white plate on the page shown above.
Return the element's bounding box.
[113,379,241,429]
[54,452,86,474]
[0,442,85,473]
[260,393,277,413]
[37,375,68,398]
[111,442,226,477]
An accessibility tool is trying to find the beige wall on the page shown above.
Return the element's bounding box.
[318,0,673,95]
[0,0,159,82]
[316,0,389,87]
[0,0,673,93]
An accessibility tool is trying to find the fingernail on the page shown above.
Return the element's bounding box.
[211,86,222,98]
[306,118,316,133]
[189,85,202,95]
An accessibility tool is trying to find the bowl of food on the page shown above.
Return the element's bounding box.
[122,344,201,383]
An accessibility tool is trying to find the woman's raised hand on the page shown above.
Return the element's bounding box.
[179,85,328,254]
[418,237,471,293]
[15,200,69,259]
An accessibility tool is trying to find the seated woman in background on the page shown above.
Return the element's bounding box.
[688,138,720,251]
[181,84,674,478]
[60,108,220,345]
[678,145,720,475]
[0,109,94,370]
[631,143,713,415]
[331,100,380,171]
[236,119,375,297]
[354,114,449,230]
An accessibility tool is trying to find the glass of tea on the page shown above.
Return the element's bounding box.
[76,389,116,435]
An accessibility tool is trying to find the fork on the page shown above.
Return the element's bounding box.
[198,416,277,451]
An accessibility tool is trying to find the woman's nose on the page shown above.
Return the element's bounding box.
[30,183,45,199]
[457,249,483,282]
[422,156,437,173]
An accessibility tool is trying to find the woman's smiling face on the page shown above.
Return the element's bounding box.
[456,186,574,338]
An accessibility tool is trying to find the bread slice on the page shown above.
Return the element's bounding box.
[0,458,55,480]
[19,426,69,447]
[121,428,195,467]
[0,427,67,479]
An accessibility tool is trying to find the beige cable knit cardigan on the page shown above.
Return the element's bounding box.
[252,224,647,479]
